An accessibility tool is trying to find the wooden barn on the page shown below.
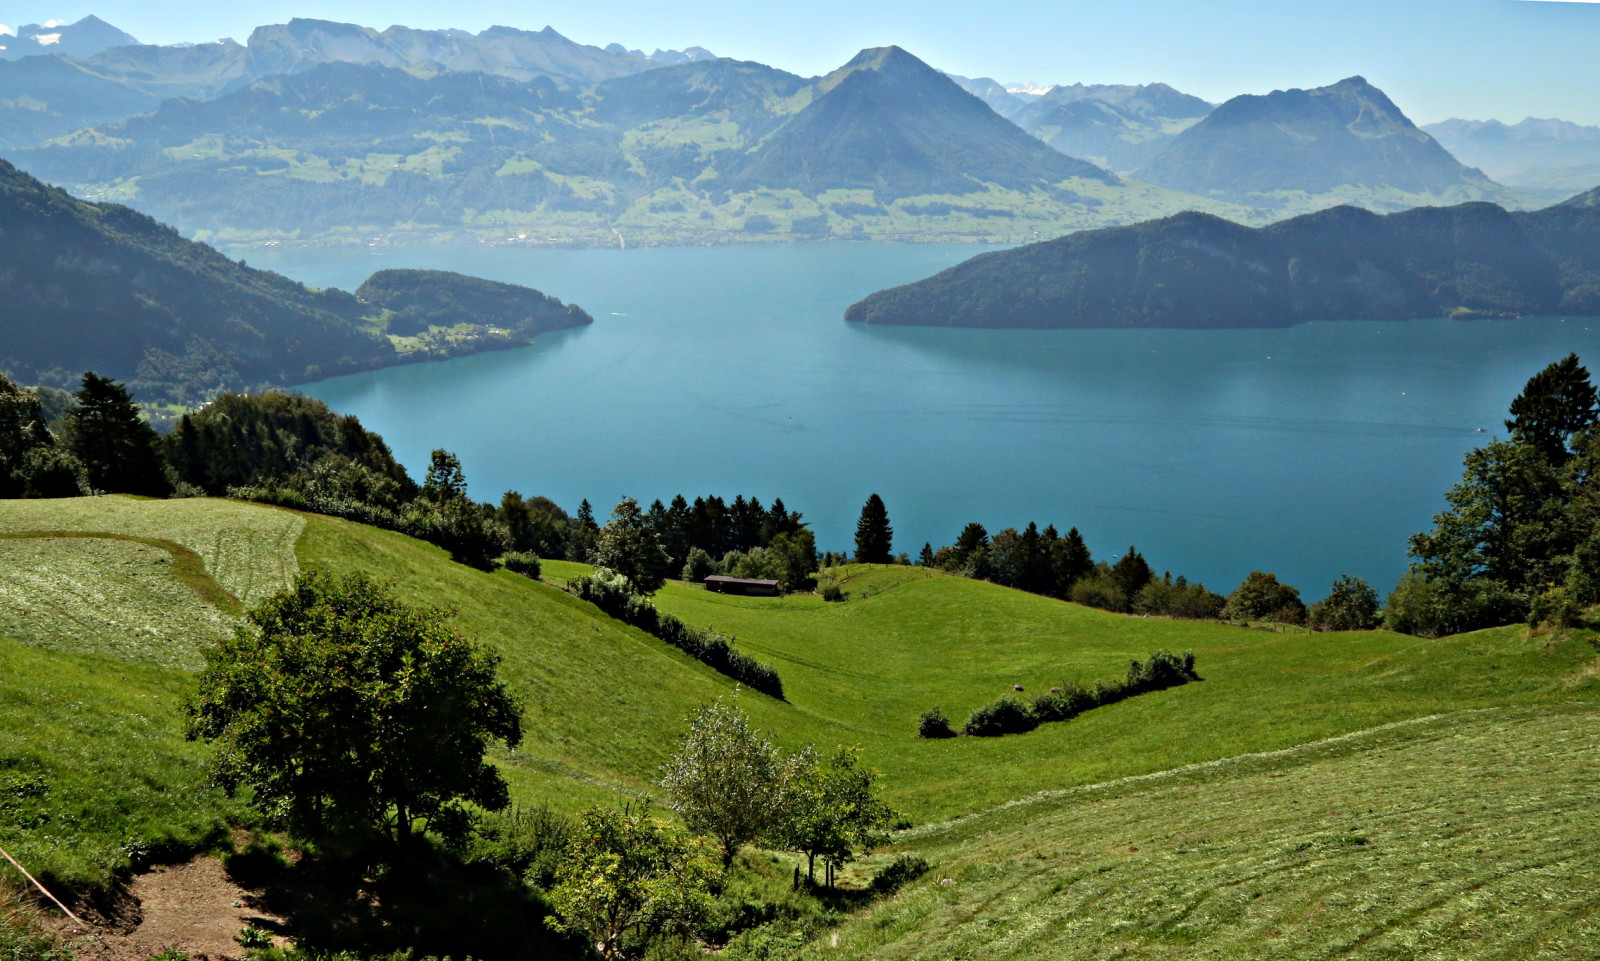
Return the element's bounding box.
[703,575,781,596]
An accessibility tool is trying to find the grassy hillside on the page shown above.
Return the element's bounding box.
[812,704,1600,959]
[2,496,1596,954]
[573,561,1600,819]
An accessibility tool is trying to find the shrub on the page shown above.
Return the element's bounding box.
[870,854,931,893]
[1529,585,1583,629]
[566,570,784,699]
[917,706,956,739]
[470,803,572,889]
[1069,572,1128,612]
[1306,573,1379,631]
[1030,682,1095,722]
[963,695,1038,737]
[1224,572,1306,624]
[502,551,542,579]
[682,547,718,583]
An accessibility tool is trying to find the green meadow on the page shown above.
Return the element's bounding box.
[1,496,1596,954]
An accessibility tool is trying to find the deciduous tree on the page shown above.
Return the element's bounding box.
[546,799,720,961]
[659,695,785,868]
[185,571,523,857]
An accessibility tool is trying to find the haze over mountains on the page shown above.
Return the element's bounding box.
[0,15,1589,247]
[1425,117,1600,199]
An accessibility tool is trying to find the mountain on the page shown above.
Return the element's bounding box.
[604,42,718,67]
[244,19,646,86]
[72,39,249,100]
[844,190,1600,329]
[723,46,1115,200]
[0,16,138,60]
[0,55,158,149]
[0,158,591,404]
[1009,82,1213,172]
[946,74,1031,120]
[13,46,1247,246]
[1135,76,1535,214]
[1424,117,1600,199]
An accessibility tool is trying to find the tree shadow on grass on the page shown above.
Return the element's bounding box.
[225,841,586,961]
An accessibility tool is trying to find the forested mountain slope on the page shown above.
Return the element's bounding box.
[846,190,1600,329]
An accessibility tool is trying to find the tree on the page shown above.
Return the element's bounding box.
[951,523,990,568]
[569,498,600,561]
[1308,574,1380,631]
[854,494,893,563]
[1505,353,1598,461]
[918,542,935,566]
[1111,546,1154,597]
[659,695,786,868]
[779,746,895,886]
[546,799,720,961]
[185,571,523,857]
[64,373,168,496]
[1052,527,1094,596]
[0,374,83,498]
[593,497,672,593]
[421,449,469,502]
[1222,571,1306,624]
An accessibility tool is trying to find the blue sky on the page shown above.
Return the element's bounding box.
[7,0,1600,123]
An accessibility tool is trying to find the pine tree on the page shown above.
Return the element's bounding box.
[854,493,893,563]
[1505,353,1598,461]
[918,542,935,566]
[66,373,168,496]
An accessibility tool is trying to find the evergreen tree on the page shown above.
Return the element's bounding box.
[854,493,893,563]
[918,542,935,566]
[1111,546,1154,597]
[1052,527,1094,595]
[65,373,168,496]
[1506,353,1598,461]
[951,523,990,567]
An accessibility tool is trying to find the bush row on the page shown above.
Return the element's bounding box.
[921,650,1198,738]
[227,483,505,569]
[566,569,784,699]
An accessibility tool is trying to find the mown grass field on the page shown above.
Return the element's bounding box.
[1,495,1597,957]
[812,705,1600,959]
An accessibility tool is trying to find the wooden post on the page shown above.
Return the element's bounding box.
[0,845,88,930]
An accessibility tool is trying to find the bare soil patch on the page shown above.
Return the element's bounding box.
[58,858,286,961]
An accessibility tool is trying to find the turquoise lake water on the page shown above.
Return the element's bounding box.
[248,241,1600,599]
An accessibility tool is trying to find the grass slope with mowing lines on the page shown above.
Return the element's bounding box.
[813,706,1600,959]
[0,536,235,668]
[0,497,303,606]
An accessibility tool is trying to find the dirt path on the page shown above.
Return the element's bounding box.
[62,858,286,961]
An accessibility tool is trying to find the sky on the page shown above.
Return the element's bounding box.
[4,0,1600,124]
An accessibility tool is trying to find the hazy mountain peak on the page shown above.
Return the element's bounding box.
[1134,75,1524,212]
[0,14,138,60]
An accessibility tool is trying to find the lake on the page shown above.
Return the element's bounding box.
[248,241,1600,599]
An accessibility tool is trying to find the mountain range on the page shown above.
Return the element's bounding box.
[11,41,1231,246]
[950,77,1215,173]
[845,188,1600,329]
[0,16,1586,248]
[1424,117,1600,199]
[0,158,590,405]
